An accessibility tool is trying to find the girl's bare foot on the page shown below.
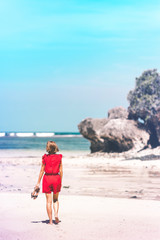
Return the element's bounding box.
[55,217,60,224]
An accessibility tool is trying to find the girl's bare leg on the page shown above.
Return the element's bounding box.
[45,193,53,224]
[53,192,60,223]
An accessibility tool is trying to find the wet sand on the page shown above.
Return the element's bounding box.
[1,153,160,200]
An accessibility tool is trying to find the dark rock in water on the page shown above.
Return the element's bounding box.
[128,69,160,147]
[78,107,149,153]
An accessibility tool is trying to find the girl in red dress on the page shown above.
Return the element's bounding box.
[35,141,63,224]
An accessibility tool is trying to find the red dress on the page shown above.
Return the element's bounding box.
[42,154,62,194]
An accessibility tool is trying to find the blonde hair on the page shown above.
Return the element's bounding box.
[46,141,59,154]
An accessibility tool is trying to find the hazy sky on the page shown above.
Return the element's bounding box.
[1,0,160,132]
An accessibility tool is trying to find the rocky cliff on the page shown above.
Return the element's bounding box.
[78,69,160,153]
[78,107,149,153]
[128,69,160,147]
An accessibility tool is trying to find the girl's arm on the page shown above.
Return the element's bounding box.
[36,163,45,188]
[59,162,63,182]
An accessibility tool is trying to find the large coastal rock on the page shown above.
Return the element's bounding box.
[108,106,128,119]
[78,107,149,153]
[78,69,160,153]
[100,119,149,152]
[128,69,160,147]
[78,118,109,152]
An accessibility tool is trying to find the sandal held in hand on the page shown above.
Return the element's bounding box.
[31,186,40,200]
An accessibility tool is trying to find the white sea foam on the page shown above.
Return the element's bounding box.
[0,133,5,137]
[54,135,82,138]
[9,133,16,137]
[35,133,55,137]
[1,132,83,138]
[16,133,34,137]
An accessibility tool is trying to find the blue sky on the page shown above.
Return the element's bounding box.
[0,0,160,131]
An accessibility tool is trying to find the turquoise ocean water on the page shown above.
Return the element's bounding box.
[0,133,90,157]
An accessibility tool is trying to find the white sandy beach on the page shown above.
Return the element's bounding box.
[0,193,160,240]
[1,150,160,240]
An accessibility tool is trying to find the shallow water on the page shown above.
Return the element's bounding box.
[0,136,90,157]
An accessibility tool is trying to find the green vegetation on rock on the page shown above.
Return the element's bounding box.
[128,69,160,147]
